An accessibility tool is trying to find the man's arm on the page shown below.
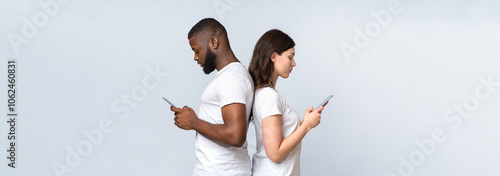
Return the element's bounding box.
[172,103,247,147]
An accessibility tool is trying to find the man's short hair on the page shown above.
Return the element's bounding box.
[188,18,227,40]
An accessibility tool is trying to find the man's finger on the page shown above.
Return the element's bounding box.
[182,105,192,111]
[171,106,183,112]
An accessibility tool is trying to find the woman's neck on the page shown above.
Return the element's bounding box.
[269,72,279,88]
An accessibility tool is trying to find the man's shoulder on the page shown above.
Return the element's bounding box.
[221,62,249,73]
[217,63,252,82]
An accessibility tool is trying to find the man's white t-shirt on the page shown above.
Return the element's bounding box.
[193,62,254,176]
[252,87,302,176]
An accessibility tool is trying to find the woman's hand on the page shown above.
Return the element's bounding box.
[302,106,324,131]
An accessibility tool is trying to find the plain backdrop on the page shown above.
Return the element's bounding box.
[1,0,500,175]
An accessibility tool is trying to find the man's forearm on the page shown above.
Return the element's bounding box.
[193,119,246,147]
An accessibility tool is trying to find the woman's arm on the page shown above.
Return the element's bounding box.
[262,106,324,162]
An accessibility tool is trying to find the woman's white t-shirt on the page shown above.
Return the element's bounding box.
[252,87,301,176]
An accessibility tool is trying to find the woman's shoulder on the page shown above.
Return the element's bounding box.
[255,87,281,102]
[256,87,278,96]
[254,87,286,115]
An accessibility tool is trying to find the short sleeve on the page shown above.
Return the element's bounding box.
[217,73,251,107]
[255,88,283,119]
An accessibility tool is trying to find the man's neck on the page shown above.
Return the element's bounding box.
[216,50,239,71]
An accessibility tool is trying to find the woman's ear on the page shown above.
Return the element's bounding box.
[270,52,278,63]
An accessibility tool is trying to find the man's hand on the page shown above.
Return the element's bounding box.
[171,106,199,130]
[170,103,247,147]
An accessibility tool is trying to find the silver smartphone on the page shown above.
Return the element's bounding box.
[317,95,333,109]
[162,97,177,108]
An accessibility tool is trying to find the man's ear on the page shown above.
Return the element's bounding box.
[270,52,278,63]
[210,36,219,49]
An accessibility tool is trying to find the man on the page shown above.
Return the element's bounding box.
[171,18,254,176]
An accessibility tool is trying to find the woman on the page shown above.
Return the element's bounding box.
[248,29,326,176]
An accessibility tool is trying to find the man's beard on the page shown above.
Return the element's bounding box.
[203,46,217,74]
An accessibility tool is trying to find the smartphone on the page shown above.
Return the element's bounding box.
[162,97,177,108]
[317,95,333,109]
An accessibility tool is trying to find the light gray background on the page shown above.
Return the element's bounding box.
[1,0,500,175]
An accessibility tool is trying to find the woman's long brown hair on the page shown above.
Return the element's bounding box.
[248,29,295,90]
